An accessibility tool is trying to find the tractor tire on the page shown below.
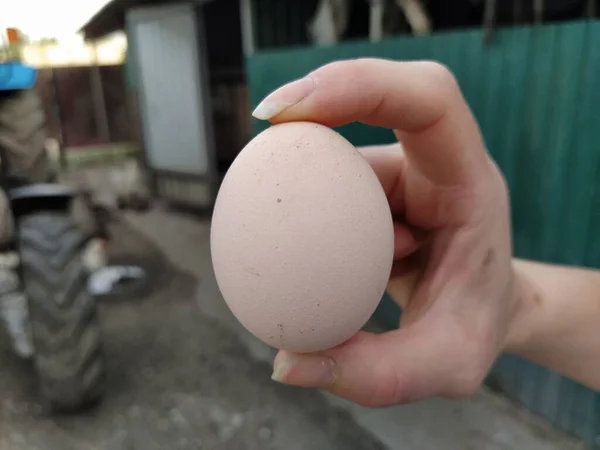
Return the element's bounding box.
[18,212,105,412]
[0,90,50,184]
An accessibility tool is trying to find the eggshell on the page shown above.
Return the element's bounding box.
[210,122,394,353]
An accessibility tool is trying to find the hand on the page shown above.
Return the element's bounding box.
[252,59,518,407]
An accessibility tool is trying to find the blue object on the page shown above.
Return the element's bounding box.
[0,61,37,91]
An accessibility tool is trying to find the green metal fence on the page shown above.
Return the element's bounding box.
[246,20,600,447]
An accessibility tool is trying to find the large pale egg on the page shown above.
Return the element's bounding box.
[210,122,394,353]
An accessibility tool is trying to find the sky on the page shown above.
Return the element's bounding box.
[1,0,111,41]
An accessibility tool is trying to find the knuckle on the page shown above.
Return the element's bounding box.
[418,61,459,92]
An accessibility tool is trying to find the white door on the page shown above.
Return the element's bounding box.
[128,4,214,177]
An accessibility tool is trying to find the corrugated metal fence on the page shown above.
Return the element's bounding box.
[246,20,600,447]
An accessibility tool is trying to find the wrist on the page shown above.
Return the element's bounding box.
[502,260,539,355]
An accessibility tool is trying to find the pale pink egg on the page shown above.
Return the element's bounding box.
[211,122,394,353]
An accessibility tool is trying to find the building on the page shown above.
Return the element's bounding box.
[81,0,248,211]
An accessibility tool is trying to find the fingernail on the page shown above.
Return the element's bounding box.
[271,353,337,387]
[252,77,315,120]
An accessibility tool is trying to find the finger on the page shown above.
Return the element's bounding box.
[357,143,423,263]
[357,142,402,154]
[271,326,465,407]
[356,142,405,210]
[393,222,420,259]
[252,59,488,186]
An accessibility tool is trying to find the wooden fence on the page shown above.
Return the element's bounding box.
[35,64,133,148]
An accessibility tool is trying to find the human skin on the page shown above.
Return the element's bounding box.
[251,58,600,407]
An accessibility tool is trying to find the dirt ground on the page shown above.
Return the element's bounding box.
[0,215,390,450]
[0,201,586,450]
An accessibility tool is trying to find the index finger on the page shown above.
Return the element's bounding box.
[252,59,489,186]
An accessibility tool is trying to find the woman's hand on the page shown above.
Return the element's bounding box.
[252,59,518,407]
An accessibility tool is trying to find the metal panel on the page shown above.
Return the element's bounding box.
[127,4,213,177]
[246,20,600,447]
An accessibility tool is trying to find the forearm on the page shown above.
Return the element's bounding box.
[505,258,600,390]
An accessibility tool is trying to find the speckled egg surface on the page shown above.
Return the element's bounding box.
[210,122,394,353]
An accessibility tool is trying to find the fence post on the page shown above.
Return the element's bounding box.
[89,42,111,143]
[240,0,256,56]
[369,0,384,42]
[50,68,68,169]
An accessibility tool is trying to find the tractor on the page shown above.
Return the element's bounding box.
[0,28,106,412]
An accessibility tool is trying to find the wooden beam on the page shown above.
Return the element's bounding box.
[483,0,497,43]
[369,0,385,42]
[240,0,255,56]
[89,43,111,143]
[534,0,544,25]
[396,0,431,35]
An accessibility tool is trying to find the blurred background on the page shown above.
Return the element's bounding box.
[0,0,598,449]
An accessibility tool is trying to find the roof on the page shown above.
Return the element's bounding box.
[79,0,158,40]
[80,0,218,40]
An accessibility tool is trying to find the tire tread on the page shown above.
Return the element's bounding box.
[19,212,105,412]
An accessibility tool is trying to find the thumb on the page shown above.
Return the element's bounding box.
[271,327,459,408]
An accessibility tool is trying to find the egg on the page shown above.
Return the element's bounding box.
[210,122,394,353]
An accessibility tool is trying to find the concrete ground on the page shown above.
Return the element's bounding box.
[0,204,586,450]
